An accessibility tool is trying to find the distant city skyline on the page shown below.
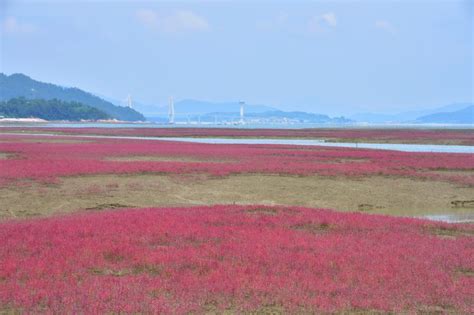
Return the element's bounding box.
[1,0,472,116]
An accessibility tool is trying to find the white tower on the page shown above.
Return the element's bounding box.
[126,94,133,108]
[168,97,175,124]
[239,101,245,124]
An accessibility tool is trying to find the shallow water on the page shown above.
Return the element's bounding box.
[2,132,473,153]
[157,137,474,153]
[423,213,474,223]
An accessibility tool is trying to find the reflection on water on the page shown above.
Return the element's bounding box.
[1,132,473,153]
[157,137,474,153]
[423,213,474,223]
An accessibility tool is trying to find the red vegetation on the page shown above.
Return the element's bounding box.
[0,134,473,186]
[2,127,474,144]
[0,205,472,313]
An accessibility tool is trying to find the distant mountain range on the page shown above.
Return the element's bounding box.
[1,73,471,124]
[171,110,351,124]
[132,99,351,124]
[415,105,474,124]
[125,97,473,125]
[172,99,277,115]
[0,73,145,121]
[351,103,473,124]
[104,98,278,117]
[97,94,352,124]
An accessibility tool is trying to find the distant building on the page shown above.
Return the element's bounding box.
[168,97,175,124]
[239,101,245,124]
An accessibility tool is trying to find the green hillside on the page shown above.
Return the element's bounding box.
[0,98,111,121]
[0,73,145,121]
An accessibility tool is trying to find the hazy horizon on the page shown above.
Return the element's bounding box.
[1,0,472,116]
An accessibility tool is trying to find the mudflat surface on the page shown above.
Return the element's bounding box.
[1,174,473,219]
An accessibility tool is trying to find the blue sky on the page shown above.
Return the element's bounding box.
[1,0,472,115]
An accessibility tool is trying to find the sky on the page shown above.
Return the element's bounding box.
[0,0,473,116]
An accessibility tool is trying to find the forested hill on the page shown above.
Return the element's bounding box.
[0,73,145,121]
[0,98,111,121]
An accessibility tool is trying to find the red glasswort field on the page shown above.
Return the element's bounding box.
[0,134,473,186]
[2,127,474,145]
[0,205,473,313]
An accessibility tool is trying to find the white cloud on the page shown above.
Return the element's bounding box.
[375,20,397,35]
[1,16,36,35]
[308,12,337,32]
[135,9,210,33]
[321,13,337,27]
[135,9,159,28]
